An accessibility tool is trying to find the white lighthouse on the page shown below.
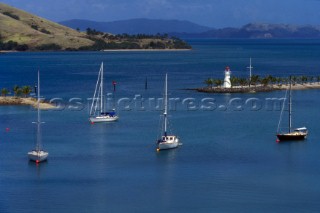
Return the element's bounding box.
[223,66,232,88]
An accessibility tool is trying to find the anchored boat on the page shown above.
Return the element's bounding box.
[156,73,180,151]
[276,77,308,141]
[28,70,48,163]
[89,62,118,123]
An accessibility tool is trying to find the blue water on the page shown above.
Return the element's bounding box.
[1,39,320,212]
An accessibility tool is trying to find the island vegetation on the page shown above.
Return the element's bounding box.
[0,85,54,109]
[199,75,320,93]
[0,3,191,51]
[1,85,32,97]
[76,28,191,50]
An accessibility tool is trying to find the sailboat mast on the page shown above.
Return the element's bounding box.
[164,73,168,136]
[249,57,252,81]
[247,57,253,87]
[100,62,104,112]
[145,77,148,90]
[36,70,41,151]
[289,76,292,133]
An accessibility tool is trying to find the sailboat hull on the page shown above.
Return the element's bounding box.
[158,142,179,150]
[89,115,119,123]
[157,137,179,150]
[276,133,307,141]
[28,150,48,162]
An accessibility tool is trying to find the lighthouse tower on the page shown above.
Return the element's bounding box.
[223,66,232,88]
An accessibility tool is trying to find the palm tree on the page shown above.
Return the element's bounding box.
[291,76,297,85]
[1,88,9,97]
[308,76,314,84]
[214,79,223,88]
[13,85,20,96]
[204,78,214,88]
[282,77,289,86]
[238,78,247,88]
[270,76,277,85]
[250,75,260,87]
[276,77,282,88]
[266,75,273,81]
[230,76,238,88]
[21,86,32,97]
[16,88,22,97]
[301,76,308,85]
[261,77,270,87]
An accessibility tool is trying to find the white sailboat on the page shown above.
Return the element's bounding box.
[89,62,119,123]
[276,76,308,141]
[156,73,180,151]
[28,70,48,163]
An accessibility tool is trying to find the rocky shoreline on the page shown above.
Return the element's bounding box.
[0,97,56,109]
[196,83,320,93]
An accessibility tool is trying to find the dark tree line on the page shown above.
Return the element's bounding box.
[85,28,171,40]
[204,74,320,88]
[83,27,191,49]
[0,40,29,51]
[86,28,104,36]
[1,85,33,97]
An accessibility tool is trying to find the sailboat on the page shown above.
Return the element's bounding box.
[276,77,308,141]
[28,70,49,163]
[89,62,119,123]
[156,74,180,151]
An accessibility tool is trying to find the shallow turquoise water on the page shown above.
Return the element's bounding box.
[1,39,320,212]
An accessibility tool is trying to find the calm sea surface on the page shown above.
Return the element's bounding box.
[1,39,320,212]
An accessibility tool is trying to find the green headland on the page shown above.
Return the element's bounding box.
[0,3,191,51]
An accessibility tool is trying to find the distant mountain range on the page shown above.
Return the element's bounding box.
[59,18,212,34]
[60,19,320,39]
[173,23,320,39]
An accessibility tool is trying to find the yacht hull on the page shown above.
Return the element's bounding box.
[90,116,119,123]
[158,137,179,150]
[28,150,48,162]
[277,133,307,141]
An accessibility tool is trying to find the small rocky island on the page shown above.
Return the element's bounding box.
[0,86,55,109]
[197,66,320,93]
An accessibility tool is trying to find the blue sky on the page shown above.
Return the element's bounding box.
[2,0,320,27]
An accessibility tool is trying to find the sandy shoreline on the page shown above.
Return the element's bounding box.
[102,49,191,52]
[272,82,320,90]
[0,97,56,109]
[0,50,17,53]
[0,49,191,53]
